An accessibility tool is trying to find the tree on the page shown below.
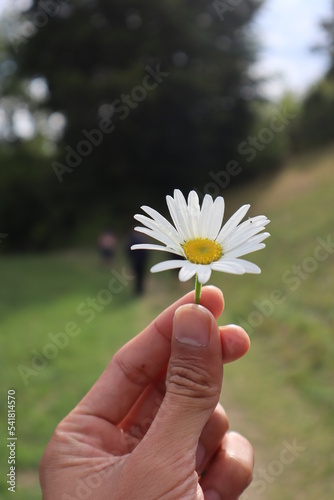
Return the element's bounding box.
[319,0,334,77]
[1,0,264,249]
[293,1,334,151]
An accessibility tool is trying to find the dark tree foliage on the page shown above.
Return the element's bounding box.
[320,0,334,77]
[293,1,334,152]
[1,0,263,250]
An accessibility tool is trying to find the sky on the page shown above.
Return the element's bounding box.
[0,0,332,100]
[252,0,331,99]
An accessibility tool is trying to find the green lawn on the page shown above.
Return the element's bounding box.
[1,147,334,499]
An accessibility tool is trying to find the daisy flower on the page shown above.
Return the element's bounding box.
[131,189,270,302]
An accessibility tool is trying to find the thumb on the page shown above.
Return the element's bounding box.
[148,304,223,462]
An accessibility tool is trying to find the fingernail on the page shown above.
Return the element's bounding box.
[195,442,206,470]
[204,490,221,500]
[174,305,211,347]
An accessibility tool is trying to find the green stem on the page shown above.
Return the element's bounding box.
[194,274,202,304]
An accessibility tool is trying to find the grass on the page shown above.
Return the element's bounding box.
[1,146,334,499]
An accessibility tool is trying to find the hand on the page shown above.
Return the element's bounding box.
[39,286,253,499]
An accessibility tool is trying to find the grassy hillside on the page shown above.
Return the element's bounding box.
[1,147,334,499]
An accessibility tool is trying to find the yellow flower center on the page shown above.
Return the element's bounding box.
[182,238,223,265]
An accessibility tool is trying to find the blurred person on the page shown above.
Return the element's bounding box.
[127,230,148,295]
[39,287,253,499]
[97,228,118,267]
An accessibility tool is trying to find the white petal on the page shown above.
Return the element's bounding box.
[199,194,213,237]
[187,191,201,236]
[196,265,212,284]
[187,191,200,217]
[228,233,269,256]
[217,204,250,243]
[134,216,164,234]
[135,215,181,247]
[178,263,198,282]
[131,243,177,253]
[166,193,191,241]
[224,243,266,259]
[234,259,261,274]
[134,223,181,250]
[247,232,271,245]
[140,205,183,244]
[224,225,270,253]
[211,260,246,274]
[138,207,182,244]
[151,259,185,273]
[174,189,194,239]
[210,196,225,239]
[199,195,225,240]
[224,216,270,248]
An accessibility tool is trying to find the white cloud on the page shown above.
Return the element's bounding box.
[253,0,332,99]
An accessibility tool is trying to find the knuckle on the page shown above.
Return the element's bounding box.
[112,352,152,387]
[167,358,218,402]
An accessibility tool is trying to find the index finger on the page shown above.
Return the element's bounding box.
[77,286,224,425]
